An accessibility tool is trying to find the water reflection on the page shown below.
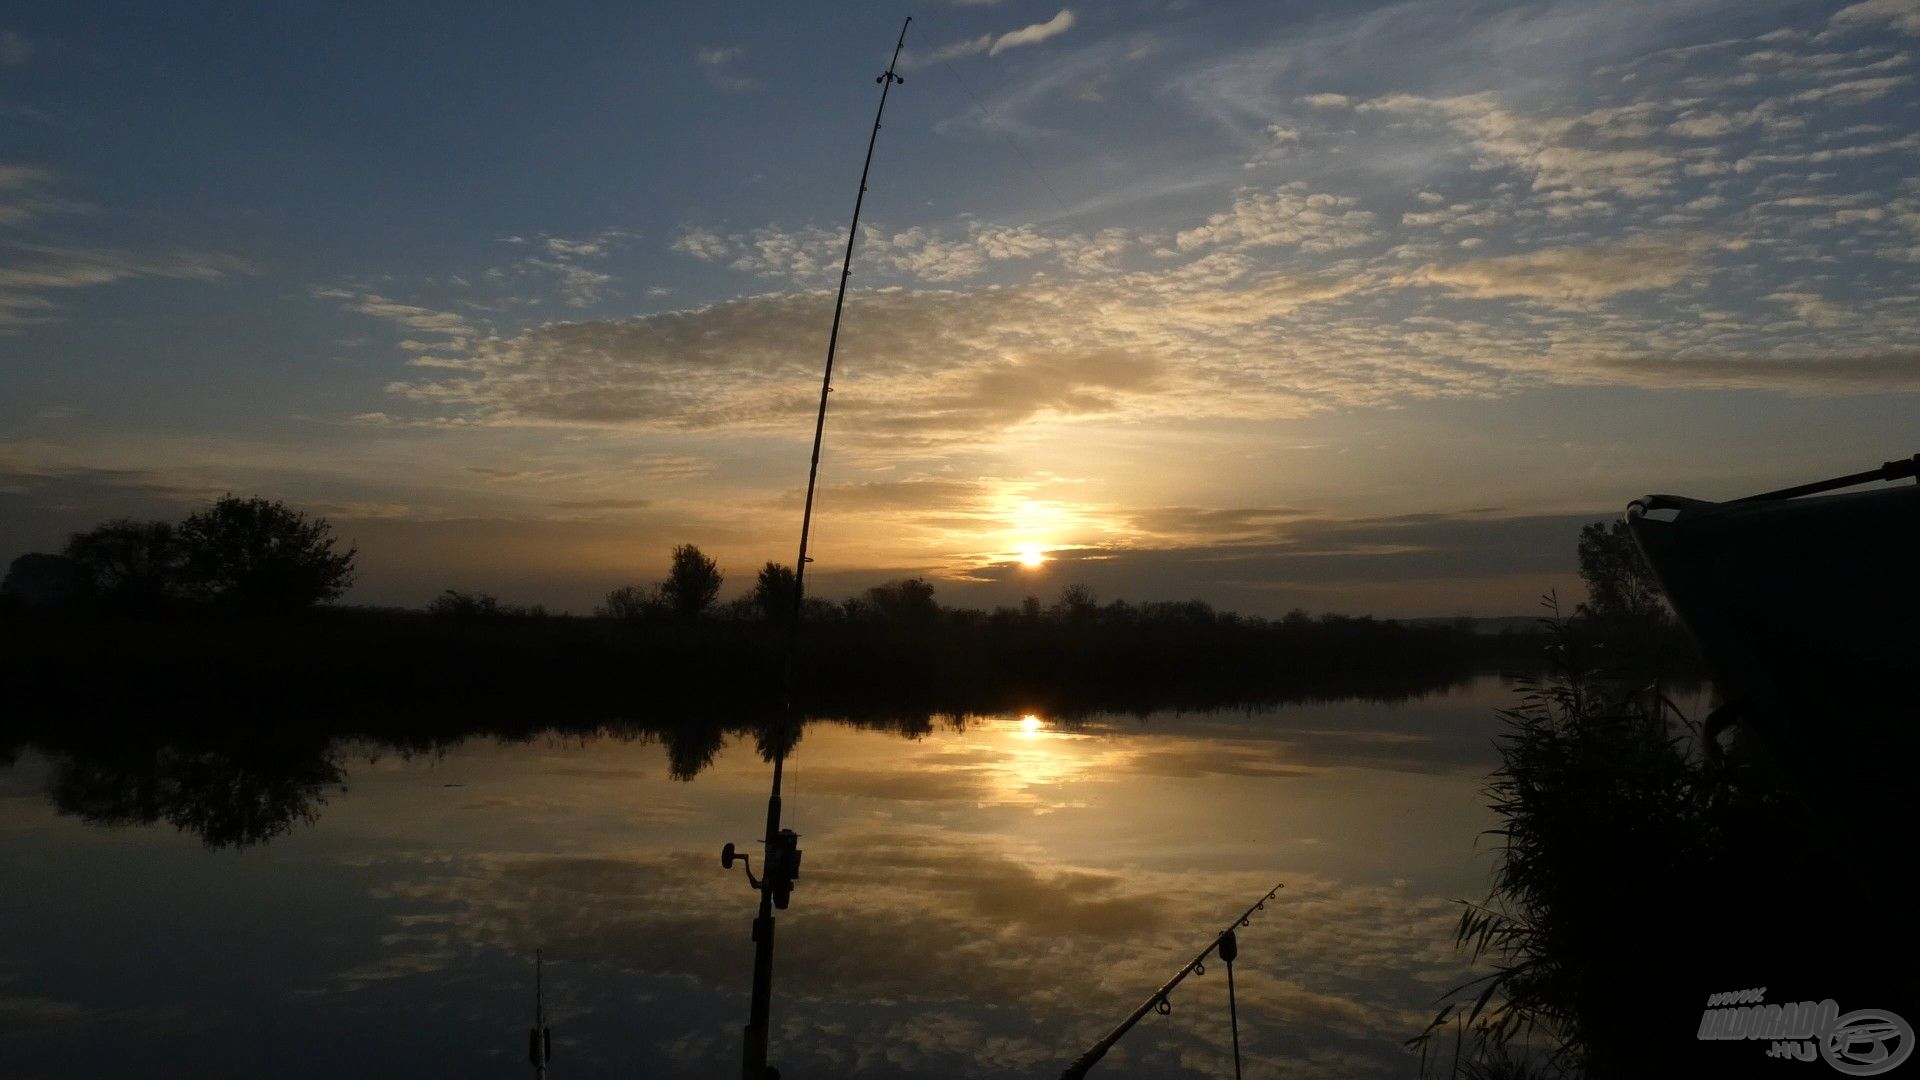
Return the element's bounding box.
[0,678,1522,1077]
[47,738,345,849]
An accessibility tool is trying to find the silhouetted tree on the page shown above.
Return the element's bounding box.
[64,519,183,608]
[1,552,92,609]
[751,561,798,625]
[428,589,545,618]
[598,583,660,621]
[429,589,502,617]
[1049,584,1098,624]
[865,578,938,624]
[1575,519,1665,629]
[661,544,722,620]
[1144,598,1217,624]
[176,496,356,613]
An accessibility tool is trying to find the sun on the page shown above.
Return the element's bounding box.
[1017,546,1048,569]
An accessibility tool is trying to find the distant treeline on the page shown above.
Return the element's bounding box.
[0,592,1543,850]
[2,554,1554,850]
[0,499,1704,857]
[1,497,1579,722]
[1,593,1541,724]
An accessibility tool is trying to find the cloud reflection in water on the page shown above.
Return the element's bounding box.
[0,678,1517,1077]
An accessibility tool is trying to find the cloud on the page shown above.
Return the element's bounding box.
[1586,350,1920,392]
[472,228,634,308]
[668,226,731,263]
[546,497,653,511]
[386,200,1905,444]
[1760,289,1845,326]
[1827,0,1920,36]
[1174,185,1377,252]
[385,230,1516,442]
[1412,237,1708,304]
[382,285,1189,440]
[773,477,993,512]
[0,164,67,227]
[0,246,251,289]
[1360,92,1682,199]
[311,286,473,339]
[979,509,1597,589]
[670,218,1141,284]
[522,259,613,307]
[1789,73,1912,104]
[989,8,1075,55]
[694,44,755,93]
[924,8,1077,63]
[1,245,255,329]
[0,457,211,558]
[1123,505,1315,545]
[345,12,1920,521]
[3,171,252,328]
[0,31,27,67]
[0,458,204,509]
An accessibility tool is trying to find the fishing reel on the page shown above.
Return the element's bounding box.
[722,829,803,910]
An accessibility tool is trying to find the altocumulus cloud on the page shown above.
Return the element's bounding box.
[342,0,1920,451]
[1410,235,1712,305]
[377,226,1920,444]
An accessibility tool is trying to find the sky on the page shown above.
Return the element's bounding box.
[2,0,1917,616]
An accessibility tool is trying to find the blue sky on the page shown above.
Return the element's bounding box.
[3,0,1918,614]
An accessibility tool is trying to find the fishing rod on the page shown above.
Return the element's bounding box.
[1060,883,1285,1080]
[719,17,912,1080]
[1731,452,1919,502]
[528,949,552,1079]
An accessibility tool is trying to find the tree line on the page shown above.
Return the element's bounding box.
[6,496,1678,653]
[436,517,1680,638]
[2,495,356,615]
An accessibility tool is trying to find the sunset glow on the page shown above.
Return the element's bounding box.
[0,5,1908,1078]
[1,1,1914,622]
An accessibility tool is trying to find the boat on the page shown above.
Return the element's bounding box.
[1626,454,1918,965]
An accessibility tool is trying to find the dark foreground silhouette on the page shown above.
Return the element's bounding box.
[1420,464,1920,1079]
[1,601,1544,726]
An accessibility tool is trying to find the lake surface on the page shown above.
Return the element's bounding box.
[0,676,1527,1078]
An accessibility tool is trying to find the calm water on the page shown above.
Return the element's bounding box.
[0,677,1526,1078]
